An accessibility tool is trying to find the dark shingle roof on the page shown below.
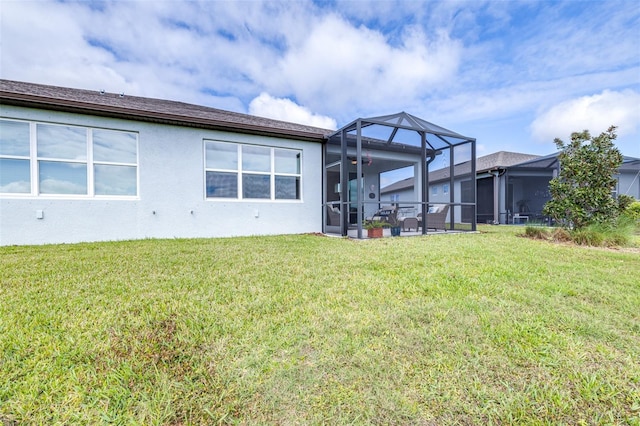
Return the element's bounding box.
[380,151,540,193]
[379,177,414,194]
[509,153,640,171]
[0,79,331,142]
[476,151,540,171]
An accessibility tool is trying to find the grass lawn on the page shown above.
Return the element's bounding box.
[1,226,639,425]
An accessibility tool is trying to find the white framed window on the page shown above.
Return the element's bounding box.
[37,123,88,194]
[611,178,619,199]
[0,119,138,197]
[0,120,31,193]
[205,140,301,200]
[443,183,449,195]
[431,185,438,196]
[92,129,138,196]
[390,194,400,202]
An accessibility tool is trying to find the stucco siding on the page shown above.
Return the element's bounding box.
[0,106,322,245]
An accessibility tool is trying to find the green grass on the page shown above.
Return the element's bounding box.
[1,226,639,425]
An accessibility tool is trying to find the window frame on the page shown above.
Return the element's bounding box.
[204,139,302,202]
[0,118,139,198]
[0,120,32,194]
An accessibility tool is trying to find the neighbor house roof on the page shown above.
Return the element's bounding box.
[511,152,640,171]
[0,79,331,142]
[381,151,540,193]
[379,176,414,194]
[476,151,540,172]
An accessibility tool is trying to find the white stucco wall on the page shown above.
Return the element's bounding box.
[0,106,323,245]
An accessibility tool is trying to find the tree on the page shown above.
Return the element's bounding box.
[543,126,623,230]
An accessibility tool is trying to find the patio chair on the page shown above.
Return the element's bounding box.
[326,205,341,226]
[424,204,449,231]
[402,217,419,231]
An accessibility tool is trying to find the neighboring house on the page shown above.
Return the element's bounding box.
[381,150,640,224]
[1,80,478,245]
[380,151,539,223]
[502,153,640,224]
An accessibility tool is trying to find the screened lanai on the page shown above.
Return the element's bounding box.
[323,112,477,238]
[502,153,640,224]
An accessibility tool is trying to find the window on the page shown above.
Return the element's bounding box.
[431,185,438,196]
[205,140,301,200]
[443,183,449,195]
[0,119,138,197]
[242,145,271,199]
[37,124,88,194]
[390,194,400,202]
[92,129,137,196]
[612,178,619,199]
[0,120,30,193]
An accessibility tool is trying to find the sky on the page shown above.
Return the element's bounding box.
[1,0,639,159]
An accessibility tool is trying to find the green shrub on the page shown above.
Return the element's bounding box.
[611,214,638,242]
[617,194,635,212]
[551,227,572,242]
[542,126,623,230]
[571,229,601,246]
[524,226,549,240]
[569,217,634,247]
[624,200,640,221]
[523,217,636,247]
[571,227,604,246]
[364,220,389,229]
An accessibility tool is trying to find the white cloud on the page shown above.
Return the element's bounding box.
[249,93,337,129]
[1,1,638,156]
[39,179,86,194]
[530,90,640,143]
[0,1,127,91]
[263,14,462,120]
[0,181,30,193]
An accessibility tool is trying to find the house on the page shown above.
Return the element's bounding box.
[0,80,477,245]
[0,80,328,245]
[501,153,640,224]
[381,150,640,224]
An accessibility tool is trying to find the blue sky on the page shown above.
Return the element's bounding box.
[1,0,639,158]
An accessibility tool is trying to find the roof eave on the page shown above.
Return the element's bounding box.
[0,91,327,143]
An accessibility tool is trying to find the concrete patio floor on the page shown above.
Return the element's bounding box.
[325,228,470,239]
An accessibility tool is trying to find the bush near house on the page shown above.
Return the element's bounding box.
[524,216,637,247]
[543,126,624,230]
[624,200,640,223]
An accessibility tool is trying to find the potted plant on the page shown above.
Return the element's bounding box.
[364,220,388,238]
[386,209,402,236]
